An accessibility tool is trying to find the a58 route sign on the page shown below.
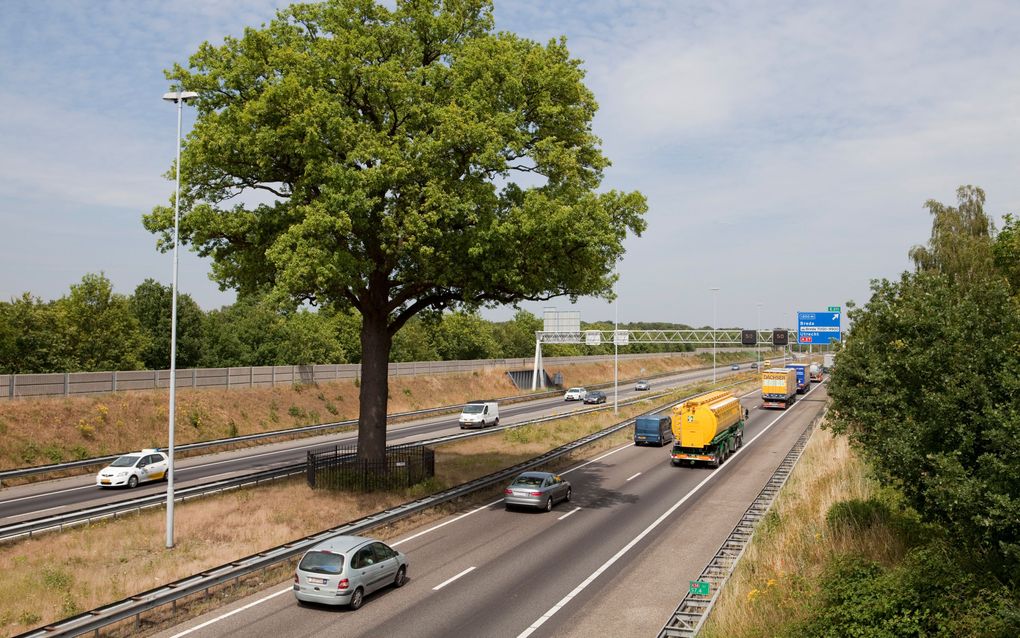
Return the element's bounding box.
[797,310,841,345]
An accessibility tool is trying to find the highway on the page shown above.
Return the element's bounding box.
[0,364,750,524]
[149,383,828,638]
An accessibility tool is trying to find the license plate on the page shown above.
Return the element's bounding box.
[308,577,327,585]
[638,436,646,440]
[100,480,111,485]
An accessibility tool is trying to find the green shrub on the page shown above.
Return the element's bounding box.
[42,567,72,590]
[19,442,39,464]
[324,401,339,416]
[288,406,306,419]
[43,444,65,463]
[227,420,239,438]
[791,544,1020,638]
[826,497,891,533]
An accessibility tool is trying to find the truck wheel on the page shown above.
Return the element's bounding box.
[493,417,499,427]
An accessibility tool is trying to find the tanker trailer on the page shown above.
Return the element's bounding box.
[670,390,745,468]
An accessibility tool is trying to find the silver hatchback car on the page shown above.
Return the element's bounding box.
[503,471,572,511]
[293,535,408,609]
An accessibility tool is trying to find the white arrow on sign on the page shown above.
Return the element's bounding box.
[832,313,839,321]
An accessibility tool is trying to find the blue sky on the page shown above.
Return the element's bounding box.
[2,0,1019,332]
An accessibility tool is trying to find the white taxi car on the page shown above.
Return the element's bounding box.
[96,449,169,488]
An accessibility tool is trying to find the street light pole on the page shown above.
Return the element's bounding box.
[711,287,720,383]
[162,89,198,550]
[614,292,619,414]
[757,302,763,370]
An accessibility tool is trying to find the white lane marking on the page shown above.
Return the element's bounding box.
[3,366,716,506]
[626,472,641,482]
[557,507,581,521]
[168,587,291,638]
[0,484,95,505]
[516,383,821,638]
[152,380,776,634]
[432,566,476,591]
[392,500,503,547]
[561,442,632,475]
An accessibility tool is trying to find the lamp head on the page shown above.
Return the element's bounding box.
[162,91,199,103]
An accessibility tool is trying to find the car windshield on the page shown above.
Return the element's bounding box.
[512,476,544,487]
[568,388,583,393]
[299,550,345,575]
[462,405,484,414]
[109,455,141,468]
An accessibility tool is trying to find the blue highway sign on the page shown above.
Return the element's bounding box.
[798,311,841,345]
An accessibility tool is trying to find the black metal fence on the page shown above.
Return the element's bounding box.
[307,443,435,491]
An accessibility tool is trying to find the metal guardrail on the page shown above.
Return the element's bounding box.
[0,360,741,485]
[657,395,827,637]
[0,385,689,543]
[13,382,747,638]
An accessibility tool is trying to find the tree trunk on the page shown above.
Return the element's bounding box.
[357,309,392,462]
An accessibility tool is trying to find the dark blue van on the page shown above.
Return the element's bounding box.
[634,415,673,446]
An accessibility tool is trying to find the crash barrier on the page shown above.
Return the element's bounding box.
[13,381,748,638]
[657,392,828,637]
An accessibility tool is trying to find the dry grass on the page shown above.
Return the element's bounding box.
[0,351,765,473]
[0,375,761,637]
[699,425,907,638]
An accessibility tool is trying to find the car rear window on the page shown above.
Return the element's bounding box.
[299,550,344,574]
[512,476,544,487]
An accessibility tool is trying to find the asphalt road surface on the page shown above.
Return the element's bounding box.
[0,364,749,523]
[150,383,828,638]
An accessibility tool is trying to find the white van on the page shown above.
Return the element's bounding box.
[459,401,500,429]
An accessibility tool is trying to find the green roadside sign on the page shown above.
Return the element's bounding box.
[689,580,710,596]
[827,306,841,312]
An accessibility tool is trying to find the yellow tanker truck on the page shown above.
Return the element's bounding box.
[670,390,745,467]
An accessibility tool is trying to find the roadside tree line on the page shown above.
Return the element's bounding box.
[0,273,694,375]
[821,185,1020,634]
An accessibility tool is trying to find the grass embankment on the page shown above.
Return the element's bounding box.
[701,424,1020,638]
[700,426,898,636]
[0,351,759,473]
[0,374,759,637]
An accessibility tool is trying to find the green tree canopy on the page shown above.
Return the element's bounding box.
[829,187,1020,579]
[58,273,147,372]
[131,279,205,369]
[908,185,996,285]
[145,0,647,460]
[0,293,71,374]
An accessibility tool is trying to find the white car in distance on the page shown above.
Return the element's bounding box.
[96,449,169,488]
[563,387,587,401]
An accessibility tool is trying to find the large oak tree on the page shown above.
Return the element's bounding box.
[145,0,647,460]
